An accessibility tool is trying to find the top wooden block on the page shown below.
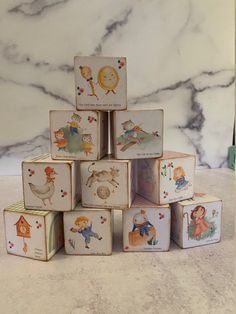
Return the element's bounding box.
[74,56,127,111]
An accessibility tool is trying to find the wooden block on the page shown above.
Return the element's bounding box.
[171,193,222,248]
[63,205,112,255]
[74,56,127,111]
[137,151,195,204]
[22,153,80,211]
[50,110,108,160]
[80,157,136,209]
[123,195,170,252]
[111,109,163,159]
[4,201,64,261]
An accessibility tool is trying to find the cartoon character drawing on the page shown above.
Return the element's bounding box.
[86,163,120,188]
[97,66,119,95]
[54,129,68,150]
[173,166,189,192]
[70,216,102,249]
[53,113,87,154]
[129,210,157,246]
[132,209,154,236]
[81,134,94,156]
[116,120,160,152]
[28,166,57,206]
[67,113,82,135]
[184,205,216,241]
[190,206,209,239]
[79,66,99,100]
[122,120,141,144]
[53,114,97,156]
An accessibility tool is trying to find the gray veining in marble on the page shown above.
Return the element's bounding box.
[0,0,234,174]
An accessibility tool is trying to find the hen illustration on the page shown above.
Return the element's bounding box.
[29,166,57,206]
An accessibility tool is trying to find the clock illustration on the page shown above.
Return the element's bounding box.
[15,215,31,238]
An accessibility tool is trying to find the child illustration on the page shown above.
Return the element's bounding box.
[173,166,189,192]
[67,113,82,135]
[132,210,154,237]
[190,206,209,239]
[54,129,68,150]
[70,216,102,249]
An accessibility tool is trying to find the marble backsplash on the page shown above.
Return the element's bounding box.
[0,0,234,174]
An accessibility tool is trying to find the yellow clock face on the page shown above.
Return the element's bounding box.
[19,225,27,234]
[97,66,119,91]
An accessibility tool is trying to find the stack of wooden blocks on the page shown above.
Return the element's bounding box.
[3,57,222,261]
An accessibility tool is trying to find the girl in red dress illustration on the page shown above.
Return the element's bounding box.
[190,205,209,239]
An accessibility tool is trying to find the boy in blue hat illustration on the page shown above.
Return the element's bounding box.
[70,216,102,249]
[67,113,81,135]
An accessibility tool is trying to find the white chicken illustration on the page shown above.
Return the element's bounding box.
[29,166,57,206]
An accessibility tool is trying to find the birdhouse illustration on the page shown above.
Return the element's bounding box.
[15,215,31,238]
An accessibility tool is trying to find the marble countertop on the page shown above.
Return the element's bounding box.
[0,168,235,314]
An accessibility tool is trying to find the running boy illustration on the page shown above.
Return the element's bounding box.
[70,216,102,249]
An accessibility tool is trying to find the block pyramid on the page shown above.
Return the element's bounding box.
[3,56,222,260]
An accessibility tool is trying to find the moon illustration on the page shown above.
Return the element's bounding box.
[97,66,119,93]
[97,186,111,200]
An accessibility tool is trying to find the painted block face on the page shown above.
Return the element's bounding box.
[22,154,80,211]
[74,56,127,110]
[63,206,112,255]
[50,110,108,160]
[80,158,136,209]
[171,193,222,248]
[4,201,63,261]
[112,110,163,159]
[137,151,195,204]
[123,196,170,252]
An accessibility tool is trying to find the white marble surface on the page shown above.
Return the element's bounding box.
[0,0,235,174]
[0,168,235,314]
